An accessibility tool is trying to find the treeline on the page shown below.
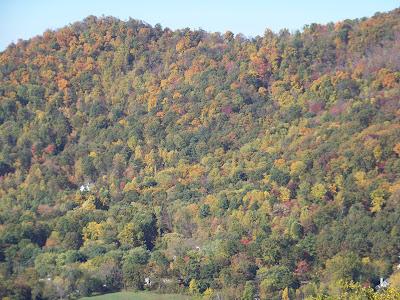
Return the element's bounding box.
[0,8,400,300]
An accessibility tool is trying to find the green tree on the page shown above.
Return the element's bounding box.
[242,281,256,300]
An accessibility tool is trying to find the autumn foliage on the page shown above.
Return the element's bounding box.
[1,9,400,299]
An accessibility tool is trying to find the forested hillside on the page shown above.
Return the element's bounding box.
[1,8,400,299]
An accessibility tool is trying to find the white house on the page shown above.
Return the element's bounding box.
[144,277,151,286]
[79,183,92,192]
[376,277,389,290]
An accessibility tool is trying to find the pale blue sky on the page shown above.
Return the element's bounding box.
[0,0,398,50]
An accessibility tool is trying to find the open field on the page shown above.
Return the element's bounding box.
[81,291,193,300]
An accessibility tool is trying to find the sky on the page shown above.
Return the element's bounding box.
[0,0,399,50]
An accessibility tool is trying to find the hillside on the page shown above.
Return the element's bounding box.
[1,8,400,299]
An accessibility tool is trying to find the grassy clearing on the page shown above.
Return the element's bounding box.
[81,291,193,300]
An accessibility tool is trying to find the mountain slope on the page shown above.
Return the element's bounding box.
[0,9,400,299]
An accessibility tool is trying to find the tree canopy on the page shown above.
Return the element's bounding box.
[0,8,400,299]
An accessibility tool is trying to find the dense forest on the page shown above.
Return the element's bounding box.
[1,7,400,300]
